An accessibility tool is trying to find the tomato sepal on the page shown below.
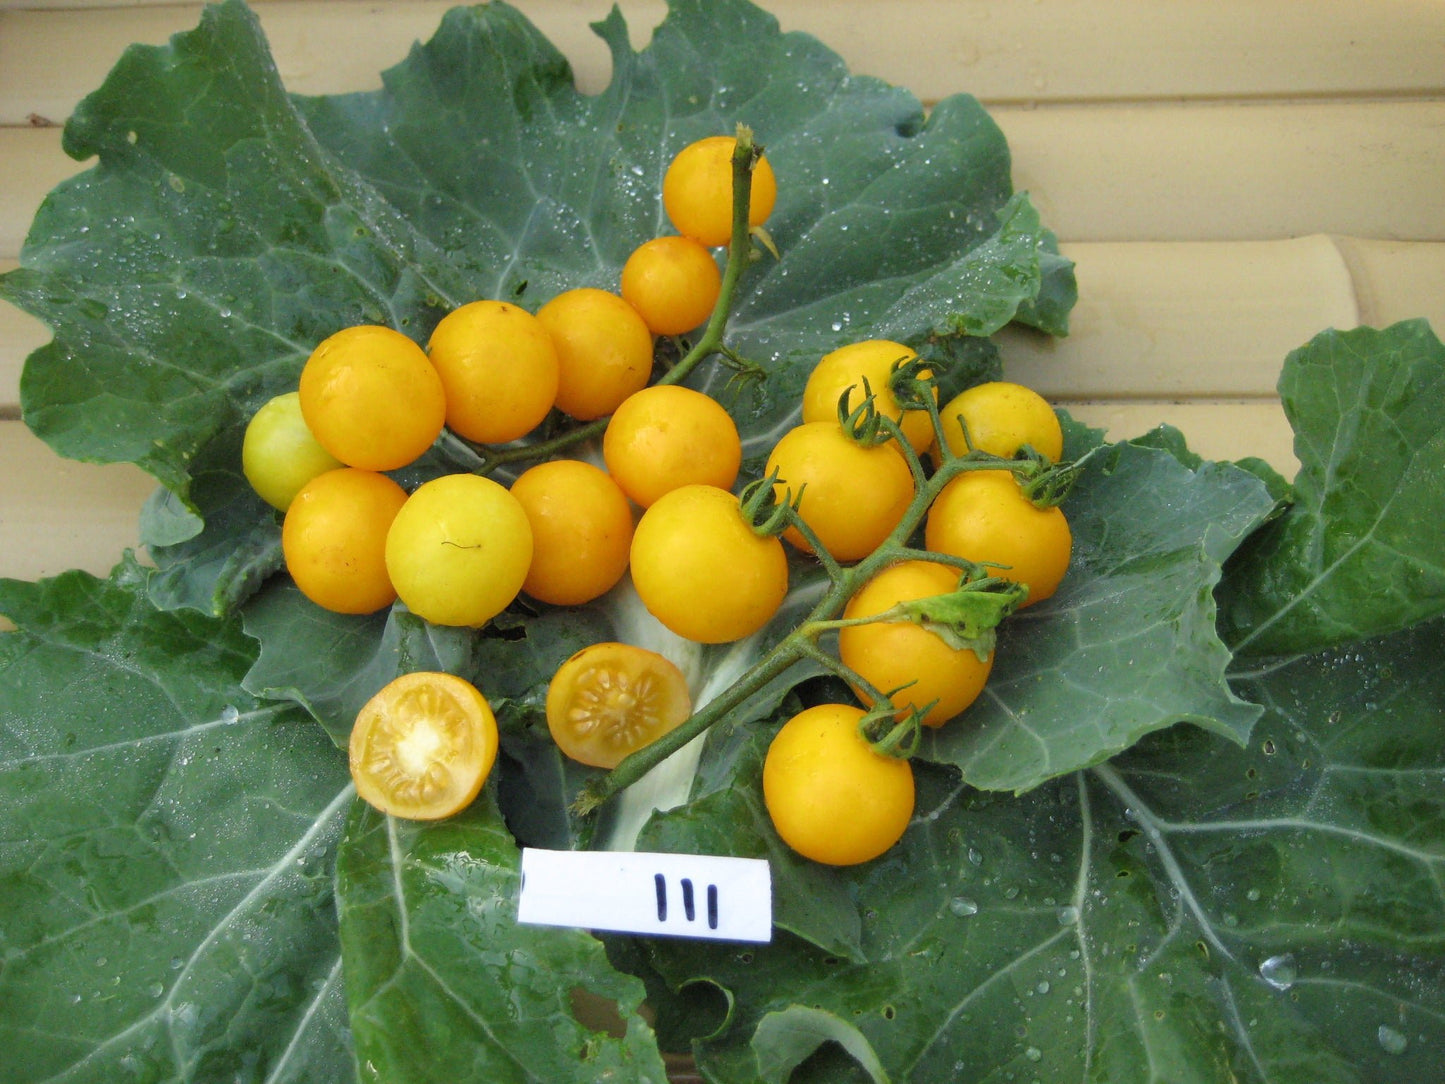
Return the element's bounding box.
[855,701,924,760]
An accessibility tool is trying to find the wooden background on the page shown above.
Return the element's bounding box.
[3,0,1444,588]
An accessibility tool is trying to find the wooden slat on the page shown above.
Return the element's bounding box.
[996,100,1445,243]
[1333,238,1445,330]
[14,238,1445,412]
[0,128,84,258]
[3,0,1444,124]
[5,236,1442,428]
[0,419,154,582]
[999,236,1361,400]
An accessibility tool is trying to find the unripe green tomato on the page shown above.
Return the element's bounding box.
[242,391,344,511]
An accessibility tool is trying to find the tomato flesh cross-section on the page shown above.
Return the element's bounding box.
[349,672,499,820]
[546,643,692,769]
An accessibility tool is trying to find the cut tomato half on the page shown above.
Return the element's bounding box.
[349,671,498,819]
[545,643,692,769]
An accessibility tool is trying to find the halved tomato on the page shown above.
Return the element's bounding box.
[545,643,692,769]
[349,672,499,819]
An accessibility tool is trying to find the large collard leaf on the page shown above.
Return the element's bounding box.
[335,795,668,1082]
[637,616,1445,1084]
[1,0,1069,532]
[0,560,354,1083]
[919,433,1280,793]
[1219,319,1445,657]
[5,1,468,500]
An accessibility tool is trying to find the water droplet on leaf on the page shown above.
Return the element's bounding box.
[1258,953,1297,990]
[1377,1025,1409,1055]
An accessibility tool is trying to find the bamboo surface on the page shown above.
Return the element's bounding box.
[3,0,1444,584]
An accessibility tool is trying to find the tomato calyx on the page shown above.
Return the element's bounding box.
[836,376,907,449]
[856,701,924,760]
[738,469,799,539]
[886,354,939,414]
[1013,451,1085,508]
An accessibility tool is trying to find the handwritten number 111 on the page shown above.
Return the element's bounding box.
[655,874,719,930]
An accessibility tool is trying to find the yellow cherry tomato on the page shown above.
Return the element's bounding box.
[349,671,499,820]
[629,484,789,644]
[839,560,994,727]
[427,299,560,444]
[297,325,446,471]
[281,467,408,614]
[536,288,655,421]
[936,380,1064,462]
[510,459,634,607]
[242,391,344,511]
[802,339,937,455]
[765,421,915,562]
[763,703,915,866]
[925,468,1072,606]
[385,473,533,627]
[602,384,742,508]
[545,642,692,769]
[663,135,778,247]
[620,235,723,335]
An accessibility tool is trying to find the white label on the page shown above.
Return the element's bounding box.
[517,848,772,943]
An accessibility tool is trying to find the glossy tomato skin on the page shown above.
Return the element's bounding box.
[629,484,789,643]
[603,384,742,508]
[662,135,777,247]
[545,642,692,769]
[802,339,936,455]
[510,459,633,607]
[936,381,1064,463]
[242,391,344,511]
[839,560,993,727]
[536,288,655,421]
[298,324,446,471]
[349,671,499,820]
[765,421,915,562]
[763,703,915,866]
[620,235,722,335]
[385,473,533,627]
[427,299,559,445]
[925,468,1071,606]
[281,467,408,614]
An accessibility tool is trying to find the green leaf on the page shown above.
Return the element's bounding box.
[0,561,354,1083]
[1219,319,1445,656]
[642,616,1445,1083]
[752,1006,890,1083]
[240,580,478,746]
[920,436,1279,792]
[335,795,669,1082]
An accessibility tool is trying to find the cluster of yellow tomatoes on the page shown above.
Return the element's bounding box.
[241,131,1073,870]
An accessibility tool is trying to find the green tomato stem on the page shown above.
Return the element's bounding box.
[650,126,762,389]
